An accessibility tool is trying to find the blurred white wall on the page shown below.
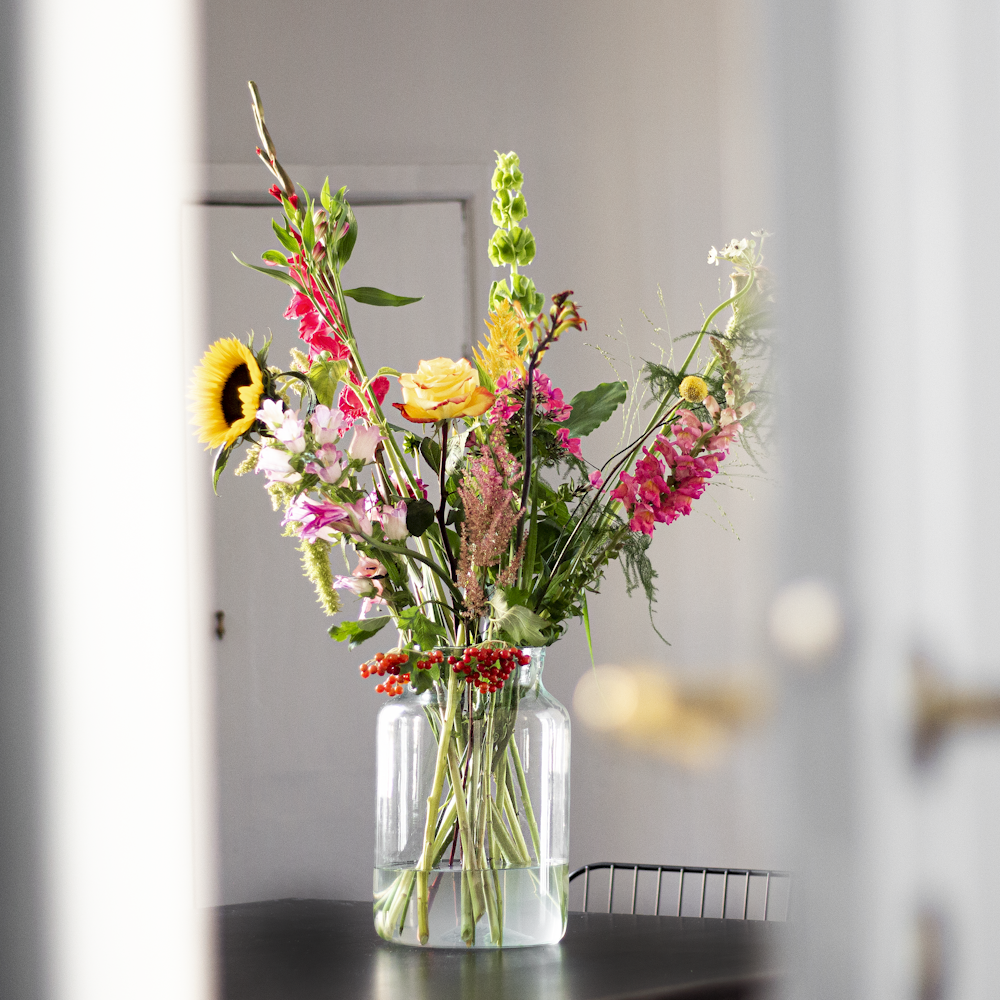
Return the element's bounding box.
[201,0,783,905]
[0,0,212,997]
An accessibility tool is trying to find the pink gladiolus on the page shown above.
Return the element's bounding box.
[284,289,349,361]
[339,372,390,421]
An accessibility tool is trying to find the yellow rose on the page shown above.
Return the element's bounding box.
[393,357,496,423]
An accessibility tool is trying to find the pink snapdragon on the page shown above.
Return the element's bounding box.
[589,469,604,490]
[611,397,746,536]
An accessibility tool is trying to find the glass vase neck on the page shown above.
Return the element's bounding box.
[518,647,546,687]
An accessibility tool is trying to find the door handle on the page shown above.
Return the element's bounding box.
[914,655,1000,760]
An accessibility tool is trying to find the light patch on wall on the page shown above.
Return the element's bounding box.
[767,578,843,666]
[573,663,769,769]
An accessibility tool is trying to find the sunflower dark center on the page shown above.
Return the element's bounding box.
[221,363,252,425]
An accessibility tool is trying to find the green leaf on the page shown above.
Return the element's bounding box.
[261,249,289,266]
[374,366,402,378]
[397,606,445,649]
[233,254,308,295]
[419,436,441,473]
[328,615,391,649]
[405,498,436,537]
[338,205,358,267]
[445,429,470,479]
[343,286,422,307]
[271,219,299,254]
[581,592,595,668]
[212,442,234,494]
[490,592,550,646]
[308,358,350,408]
[320,177,332,213]
[563,381,628,438]
[410,665,440,694]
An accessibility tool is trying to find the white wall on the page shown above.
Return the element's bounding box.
[202,0,781,902]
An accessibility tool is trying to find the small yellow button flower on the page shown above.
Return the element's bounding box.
[679,375,709,404]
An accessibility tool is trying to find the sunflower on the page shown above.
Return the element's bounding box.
[472,300,529,386]
[191,337,265,449]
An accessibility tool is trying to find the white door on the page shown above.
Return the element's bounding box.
[193,200,468,904]
[770,2,1000,997]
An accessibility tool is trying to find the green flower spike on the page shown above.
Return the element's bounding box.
[488,150,541,318]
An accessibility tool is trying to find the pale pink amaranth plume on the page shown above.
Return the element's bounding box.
[456,426,525,619]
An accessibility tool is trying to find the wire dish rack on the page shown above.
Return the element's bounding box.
[568,862,791,921]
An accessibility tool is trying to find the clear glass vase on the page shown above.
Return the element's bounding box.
[373,647,570,948]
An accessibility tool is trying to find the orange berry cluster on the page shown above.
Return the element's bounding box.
[359,651,412,697]
[450,646,531,694]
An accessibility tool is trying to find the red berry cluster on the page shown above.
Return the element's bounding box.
[449,646,531,694]
[359,651,412,697]
[359,647,531,698]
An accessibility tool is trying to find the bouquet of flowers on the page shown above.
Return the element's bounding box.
[192,83,768,947]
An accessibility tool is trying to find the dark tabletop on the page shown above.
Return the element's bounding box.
[218,899,785,1000]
